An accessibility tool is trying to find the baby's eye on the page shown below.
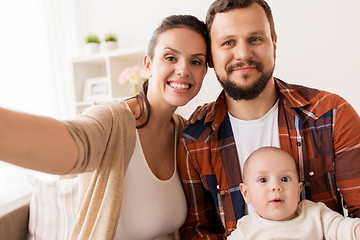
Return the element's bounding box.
[281,177,290,182]
[258,178,267,183]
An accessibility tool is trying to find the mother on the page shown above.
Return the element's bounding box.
[0,14,208,239]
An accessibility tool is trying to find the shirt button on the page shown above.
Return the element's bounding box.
[297,142,301,146]
[309,171,315,176]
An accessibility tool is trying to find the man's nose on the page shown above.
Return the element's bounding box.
[234,41,252,61]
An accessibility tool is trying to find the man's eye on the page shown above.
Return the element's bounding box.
[223,40,234,46]
[249,37,262,44]
[259,178,267,183]
[281,177,290,182]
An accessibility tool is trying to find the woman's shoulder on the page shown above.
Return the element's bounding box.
[95,98,131,113]
[173,114,186,134]
[81,99,134,122]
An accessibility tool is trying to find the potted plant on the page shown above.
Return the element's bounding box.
[85,34,101,54]
[102,33,118,51]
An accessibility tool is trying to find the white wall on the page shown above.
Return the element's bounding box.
[74,0,360,118]
[269,0,360,116]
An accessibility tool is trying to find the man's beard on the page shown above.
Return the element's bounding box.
[216,60,274,101]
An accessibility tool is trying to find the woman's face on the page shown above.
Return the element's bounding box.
[145,27,207,108]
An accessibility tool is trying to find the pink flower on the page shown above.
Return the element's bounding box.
[118,65,148,85]
[118,67,131,84]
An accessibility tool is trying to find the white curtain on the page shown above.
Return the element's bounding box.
[0,0,75,205]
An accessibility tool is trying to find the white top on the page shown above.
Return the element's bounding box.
[115,130,187,240]
[227,200,360,240]
[229,99,280,214]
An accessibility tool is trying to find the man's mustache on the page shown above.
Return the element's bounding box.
[226,60,264,75]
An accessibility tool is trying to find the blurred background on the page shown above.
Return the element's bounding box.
[0,0,359,205]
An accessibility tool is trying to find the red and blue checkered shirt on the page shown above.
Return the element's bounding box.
[177,78,360,239]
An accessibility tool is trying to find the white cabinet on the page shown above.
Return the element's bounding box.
[70,47,146,113]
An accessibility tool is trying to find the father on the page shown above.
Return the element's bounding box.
[177,0,360,239]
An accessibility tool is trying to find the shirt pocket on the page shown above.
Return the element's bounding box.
[202,174,221,205]
[204,174,244,223]
[307,156,338,208]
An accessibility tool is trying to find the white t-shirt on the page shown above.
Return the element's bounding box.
[228,99,280,214]
[115,130,187,239]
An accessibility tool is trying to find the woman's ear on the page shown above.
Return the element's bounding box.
[144,56,152,77]
[240,183,251,204]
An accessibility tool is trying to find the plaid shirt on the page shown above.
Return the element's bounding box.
[177,78,360,239]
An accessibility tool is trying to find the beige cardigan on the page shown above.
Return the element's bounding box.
[63,100,184,240]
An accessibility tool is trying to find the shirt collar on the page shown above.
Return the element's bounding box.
[275,78,310,109]
[204,78,310,131]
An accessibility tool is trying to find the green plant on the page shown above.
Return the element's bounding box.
[104,33,118,42]
[85,34,101,44]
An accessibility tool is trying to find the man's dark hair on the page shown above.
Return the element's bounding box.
[206,0,276,41]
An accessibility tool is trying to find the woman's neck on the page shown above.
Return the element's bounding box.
[126,97,176,132]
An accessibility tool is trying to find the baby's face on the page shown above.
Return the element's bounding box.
[240,149,302,221]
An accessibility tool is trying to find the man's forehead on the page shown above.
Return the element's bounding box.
[210,7,271,37]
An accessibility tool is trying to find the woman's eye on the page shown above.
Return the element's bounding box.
[259,178,267,183]
[281,177,290,182]
[165,56,176,62]
[191,60,202,66]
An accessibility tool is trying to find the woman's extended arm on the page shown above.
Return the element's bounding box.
[0,107,78,175]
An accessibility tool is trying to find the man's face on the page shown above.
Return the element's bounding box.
[209,3,277,101]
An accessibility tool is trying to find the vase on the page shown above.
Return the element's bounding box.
[85,43,100,54]
[102,41,118,51]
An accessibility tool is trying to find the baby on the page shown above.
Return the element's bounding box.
[227,146,360,239]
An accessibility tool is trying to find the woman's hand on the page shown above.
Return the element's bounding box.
[185,102,214,126]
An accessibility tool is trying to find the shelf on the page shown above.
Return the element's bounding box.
[70,47,145,63]
[70,47,146,113]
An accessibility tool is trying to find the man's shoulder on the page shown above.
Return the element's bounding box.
[182,117,212,142]
[182,94,227,142]
[279,78,342,99]
[277,79,345,113]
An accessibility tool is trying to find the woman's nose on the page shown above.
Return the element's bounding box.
[175,62,190,78]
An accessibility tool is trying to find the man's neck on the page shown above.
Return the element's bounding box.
[226,78,278,120]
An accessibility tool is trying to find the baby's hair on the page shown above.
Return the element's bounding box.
[242,146,298,183]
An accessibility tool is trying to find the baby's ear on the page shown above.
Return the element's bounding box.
[298,181,303,197]
[240,183,251,204]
